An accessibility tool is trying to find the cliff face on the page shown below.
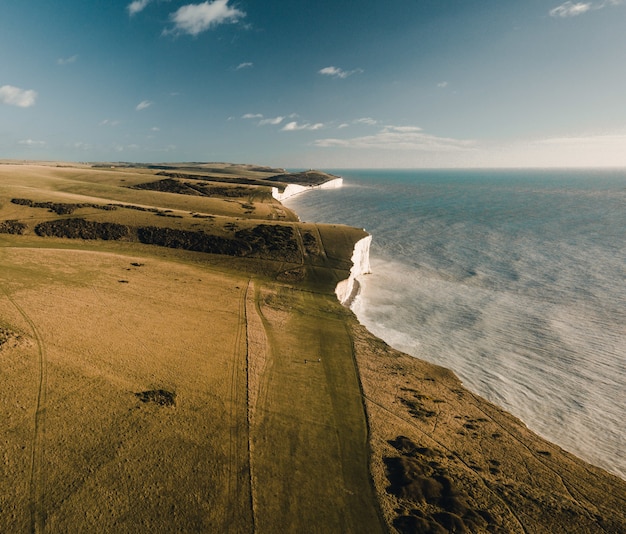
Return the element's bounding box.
[272,177,344,201]
[335,235,372,306]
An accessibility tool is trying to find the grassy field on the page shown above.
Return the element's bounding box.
[1,161,624,533]
[0,162,381,533]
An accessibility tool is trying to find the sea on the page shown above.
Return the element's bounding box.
[284,169,626,480]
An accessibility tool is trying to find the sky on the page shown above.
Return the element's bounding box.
[1,0,626,168]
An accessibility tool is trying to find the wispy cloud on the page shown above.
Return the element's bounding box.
[128,0,152,16]
[535,133,626,147]
[282,121,324,131]
[165,0,245,36]
[235,62,253,70]
[549,0,623,17]
[136,100,152,111]
[57,54,78,66]
[100,119,120,126]
[338,123,350,129]
[314,125,474,151]
[0,85,37,108]
[242,113,263,119]
[259,116,284,126]
[19,139,46,147]
[550,2,593,16]
[354,117,378,126]
[385,125,423,133]
[318,66,363,79]
[437,81,448,88]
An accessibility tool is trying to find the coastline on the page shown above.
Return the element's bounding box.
[283,174,626,531]
[284,168,626,483]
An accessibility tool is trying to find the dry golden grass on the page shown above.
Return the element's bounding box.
[0,247,253,531]
[0,162,382,533]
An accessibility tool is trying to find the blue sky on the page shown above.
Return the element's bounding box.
[2,0,626,168]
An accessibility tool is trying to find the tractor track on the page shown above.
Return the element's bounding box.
[1,285,48,533]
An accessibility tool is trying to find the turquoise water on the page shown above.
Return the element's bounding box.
[285,169,626,479]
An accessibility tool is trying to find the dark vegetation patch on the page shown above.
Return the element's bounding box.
[385,436,498,534]
[135,389,176,407]
[0,220,27,234]
[11,198,117,215]
[108,203,161,214]
[35,219,131,240]
[155,212,183,218]
[0,326,23,350]
[264,170,339,187]
[400,392,437,420]
[234,224,300,262]
[137,226,250,256]
[132,178,202,195]
[301,230,321,256]
[27,214,302,263]
[155,171,277,188]
[132,178,254,198]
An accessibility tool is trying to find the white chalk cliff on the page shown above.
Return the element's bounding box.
[335,235,372,307]
[271,178,343,202]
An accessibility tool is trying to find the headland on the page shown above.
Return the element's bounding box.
[0,161,624,533]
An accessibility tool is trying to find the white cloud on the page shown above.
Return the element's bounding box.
[57,54,78,65]
[128,0,151,16]
[259,116,284,126]
[282,121,324,131]
[550,2,592,16]
[355,117,378,126]
[235,62,253,70]
[314,125,474,151]
[136,100,152,111]
[338,123,350,129]
[318,66,363,79]
[100,119,120,126]
[437,81,448,88]
[151,126,160,131]
[242,113,263,119]
[384,125,423,133]
[19,139,46,147]
[166,0,245,36]
[549,0,623,17]
[0,85,38,108]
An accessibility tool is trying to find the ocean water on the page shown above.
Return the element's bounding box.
[284,169,626,479]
